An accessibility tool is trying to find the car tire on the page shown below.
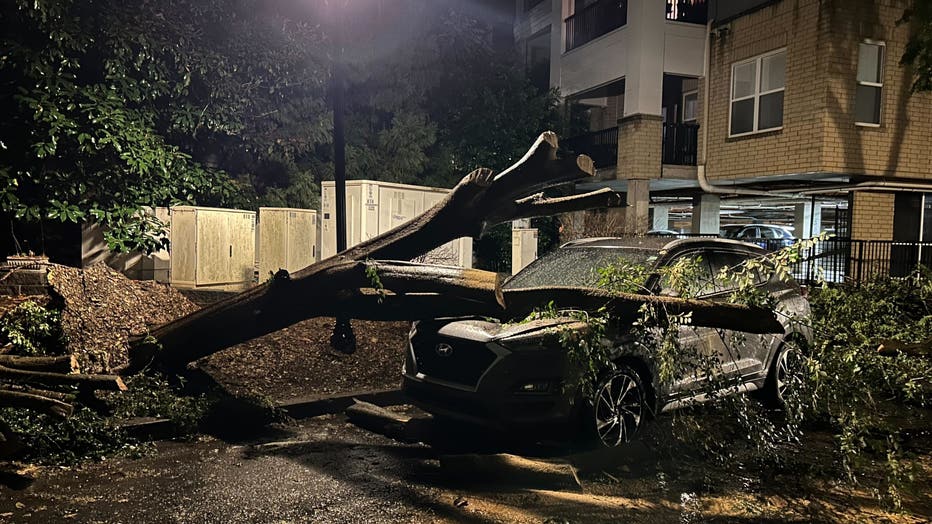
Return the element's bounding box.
[763,340,805,408]
[584,366,647,448]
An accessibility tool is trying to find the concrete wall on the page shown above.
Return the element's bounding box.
[560,26,630,97]
[663,21,707,78]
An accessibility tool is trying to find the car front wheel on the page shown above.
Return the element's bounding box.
[589,366,647,447]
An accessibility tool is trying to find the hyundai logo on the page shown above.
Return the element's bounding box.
[435,343,454,357]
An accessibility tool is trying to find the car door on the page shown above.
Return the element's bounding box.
[704,250,773,380]
[656,250,731,396]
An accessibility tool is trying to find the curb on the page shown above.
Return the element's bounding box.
[277,388,407,419]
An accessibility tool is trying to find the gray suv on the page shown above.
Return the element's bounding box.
[402,237,812,448]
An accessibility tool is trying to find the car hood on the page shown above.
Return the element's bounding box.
[432,316,587,343]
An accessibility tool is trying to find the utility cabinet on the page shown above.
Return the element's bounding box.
[511,228,538,275]
[170,206,256,290]
[321,180,472,267]
[80,206,170,282]
[258,207,318,280]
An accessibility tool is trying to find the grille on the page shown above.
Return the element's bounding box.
[411,334,497,388]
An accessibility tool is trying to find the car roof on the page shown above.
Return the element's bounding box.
[560,236,768,256]
[725,223,791,229]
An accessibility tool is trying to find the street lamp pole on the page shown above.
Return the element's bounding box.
[328,0,356,353]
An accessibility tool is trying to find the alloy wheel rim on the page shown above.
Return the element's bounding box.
[776,346,798,400]
[594,373,643,447]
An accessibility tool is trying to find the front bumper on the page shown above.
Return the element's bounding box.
[402,337,580,431]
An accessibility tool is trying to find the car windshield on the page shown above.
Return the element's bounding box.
[503,246,660,289]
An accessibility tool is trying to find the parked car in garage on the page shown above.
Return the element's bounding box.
[402,237,812,448]
[721,224,796,250]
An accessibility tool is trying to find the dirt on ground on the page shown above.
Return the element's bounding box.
[22,267,408,398]
[47,264,200,373]
[199,317,410,401]
[175,289,410,401]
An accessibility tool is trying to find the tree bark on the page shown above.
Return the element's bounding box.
[0,354,79,374]
[0,365,126,391]
[0,390,73,418]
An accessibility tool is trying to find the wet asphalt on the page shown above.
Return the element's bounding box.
[0,414,477,524]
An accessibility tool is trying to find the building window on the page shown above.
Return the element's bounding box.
[682,90,698,122]
[855,41,884,125]
[729,49,786,136]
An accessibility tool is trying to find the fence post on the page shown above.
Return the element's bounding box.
[856,241,863,286]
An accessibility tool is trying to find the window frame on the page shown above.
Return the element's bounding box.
[728,48,787,138]
[682,89,698,122]
[855,39,885,127]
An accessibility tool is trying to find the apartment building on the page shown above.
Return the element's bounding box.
[515,0,932,242]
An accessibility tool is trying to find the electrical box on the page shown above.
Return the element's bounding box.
[258,207,318,281]
[170,206,256,290]
[321,180,472,267]
[511,228,538,275]
[80,206,170,282]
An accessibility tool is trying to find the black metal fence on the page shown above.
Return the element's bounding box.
[661,122,699,165]
[648,235,932,286]
[725,238,932,286]
[565,0,628,52]
[562,126,619,169]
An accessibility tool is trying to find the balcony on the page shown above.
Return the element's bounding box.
[661,122,699,165]
[564,123,699,169]
[563,127,619,169]
[665,0,708,25]
[565,0,628,52]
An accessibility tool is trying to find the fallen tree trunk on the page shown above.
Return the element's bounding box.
[125,132,619,372]
[0,365,126,391]
[125,132,782,373]
[0,354,79,374]
[0,390,73,418]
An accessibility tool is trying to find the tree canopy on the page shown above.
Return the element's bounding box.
[902,0,932,92]
[1,0,560,254]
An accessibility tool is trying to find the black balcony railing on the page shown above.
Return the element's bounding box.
[661,122,699,165]
[665,0,708,24]
[562,126,619,169]
[565,0,628,52]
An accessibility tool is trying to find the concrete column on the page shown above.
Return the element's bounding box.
[624,179,651,235]
[622,0,665,118]
[793,202,822,239]
[691,194,721,234]
[511,228,538,275]
[651,206,669,231]
[549,0,563,89]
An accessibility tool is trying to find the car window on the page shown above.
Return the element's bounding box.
[659,252,715,297]
[760,227,779,239]
[737,227,758,239]
[707,251,752,293]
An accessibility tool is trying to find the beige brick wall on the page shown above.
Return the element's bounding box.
[701,0,932,182]
[850,191,895,240]
[820,1,932,179]
[616,114,662,180]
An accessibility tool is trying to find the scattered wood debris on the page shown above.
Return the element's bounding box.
[48,264,199,373]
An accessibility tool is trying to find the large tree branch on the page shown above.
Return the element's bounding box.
[125,132,780,373]
[125,132,619,372]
